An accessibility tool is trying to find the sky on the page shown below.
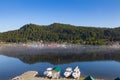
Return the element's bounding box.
[0,0,120,32]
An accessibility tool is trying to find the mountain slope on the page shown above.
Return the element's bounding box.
[0,23,120,45]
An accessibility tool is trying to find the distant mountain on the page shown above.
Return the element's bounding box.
[0,23,120,45]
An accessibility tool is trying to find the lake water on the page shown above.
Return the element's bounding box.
[0,46,120,80]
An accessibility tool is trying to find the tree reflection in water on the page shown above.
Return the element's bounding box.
[0,45,120,64]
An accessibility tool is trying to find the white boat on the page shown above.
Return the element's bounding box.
[44,68,53,78]
[72,66,81,79]
[52,66,61,79]
[64,67,73,78]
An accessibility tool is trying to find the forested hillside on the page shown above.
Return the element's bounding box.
[0,23,120,45]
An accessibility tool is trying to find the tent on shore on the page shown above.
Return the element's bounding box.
[115,77,120,80]
[84,75,96,80]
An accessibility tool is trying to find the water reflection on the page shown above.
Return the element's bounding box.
[0,55,120,80]
[0,45,120,80]
[0,45,120,64]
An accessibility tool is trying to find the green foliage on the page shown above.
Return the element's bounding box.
[0,23,120,45]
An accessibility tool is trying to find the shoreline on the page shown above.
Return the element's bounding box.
[12,71,103,80]
[0,42,120,48]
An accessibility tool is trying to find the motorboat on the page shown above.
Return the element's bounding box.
[44,67,53,78]
[52,66,61,79]
[64,67,73,78]
[72,66,81,79]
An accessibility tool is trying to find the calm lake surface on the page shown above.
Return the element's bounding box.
[0,45,120,80]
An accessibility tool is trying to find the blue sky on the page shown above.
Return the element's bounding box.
[0,0,120,32]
